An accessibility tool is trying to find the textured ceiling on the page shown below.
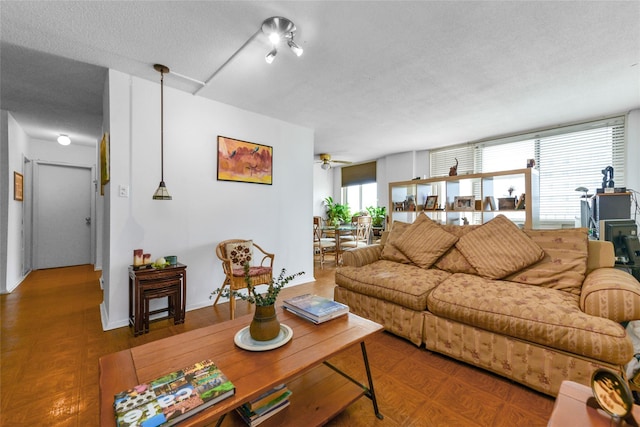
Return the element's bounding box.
[1,1,639,162]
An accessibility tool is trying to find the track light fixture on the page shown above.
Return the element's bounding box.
[190,16,304,95]
[261,16,303,64]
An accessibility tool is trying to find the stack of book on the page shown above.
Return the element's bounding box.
[282,294,349,324]
[236,384,292,426]
[113,359,235,427]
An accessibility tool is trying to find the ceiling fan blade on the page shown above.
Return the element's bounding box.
[332,160,352,164]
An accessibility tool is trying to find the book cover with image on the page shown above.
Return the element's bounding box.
[283,294,349,323]
[114,359,235,427]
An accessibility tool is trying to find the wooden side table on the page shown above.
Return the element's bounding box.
[548,381,640,426]
[128,263,187,336]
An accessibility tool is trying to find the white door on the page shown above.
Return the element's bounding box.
[34,163,92,269]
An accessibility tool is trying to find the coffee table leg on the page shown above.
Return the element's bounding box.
[323,341,383,420]
[360,342,383,420]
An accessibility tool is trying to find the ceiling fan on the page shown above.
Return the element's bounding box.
[316,153,352,170]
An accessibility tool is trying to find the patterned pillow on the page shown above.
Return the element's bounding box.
[456,215,545,279]
[394,214,459,269]
[225,240,253,270]
[434,224,480,274]
[506,228,588,295]
[380,221,414,264]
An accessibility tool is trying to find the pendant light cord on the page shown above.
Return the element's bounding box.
[160,69,165,182]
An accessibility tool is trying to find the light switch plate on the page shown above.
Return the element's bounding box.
[119,185,129,198]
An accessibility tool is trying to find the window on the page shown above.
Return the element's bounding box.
[430,116,626,225]
[343,182,378,214]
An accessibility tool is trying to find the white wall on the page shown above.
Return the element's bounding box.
[627,108,640,227]
[4,113,29,292]
[28,139,95,165]
[100,70,314,330]
[312,164,333,217]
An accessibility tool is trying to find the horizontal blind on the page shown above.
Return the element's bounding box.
[430,145,474,177]
[429,116,626,224]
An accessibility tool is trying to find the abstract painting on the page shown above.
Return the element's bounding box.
[217,136,273,185]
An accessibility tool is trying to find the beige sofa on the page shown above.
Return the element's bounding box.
[334,214,640,396]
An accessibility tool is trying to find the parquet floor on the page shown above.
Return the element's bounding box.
[0,262,554,426]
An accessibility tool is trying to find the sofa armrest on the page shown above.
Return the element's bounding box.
[587,240,615,272]
[580,267,640,322]
[341,245,382,267]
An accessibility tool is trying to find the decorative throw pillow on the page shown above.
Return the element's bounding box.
[394,214,459,269]
[225,240,253,270]
[434,224,480,274]
[380,221,414,264]
[455,215,545,279]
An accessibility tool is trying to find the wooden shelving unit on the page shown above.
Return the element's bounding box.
[389,168,539,229]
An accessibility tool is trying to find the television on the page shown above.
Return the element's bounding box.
[600,219,638,261]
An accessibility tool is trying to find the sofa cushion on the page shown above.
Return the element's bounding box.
[380,221,413,264]
[506,228,588,295]
[456,215,545,279]
[394,214,459,269]
[336,260,451,311]
[427,273,632,364]
[434,224,480,274]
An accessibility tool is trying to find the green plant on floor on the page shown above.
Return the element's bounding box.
[211,263,304,306]
[366,206,387,227]
[324,196,351,226]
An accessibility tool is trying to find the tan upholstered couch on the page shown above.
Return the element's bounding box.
[334,214,640,396]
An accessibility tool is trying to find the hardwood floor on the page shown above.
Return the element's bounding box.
[0,263,554,426]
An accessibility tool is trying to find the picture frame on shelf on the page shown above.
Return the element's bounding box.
[484,196,496,211]
[424,195,438,210]
[453,196,475,211]
[516,193,526,210]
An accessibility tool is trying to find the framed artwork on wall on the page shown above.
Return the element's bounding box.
[14,172,23,201]
[217,136,273,185]
[100,133,110,196]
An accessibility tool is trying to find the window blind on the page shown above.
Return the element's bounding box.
[341,162,376,187]
[429,116,626,224]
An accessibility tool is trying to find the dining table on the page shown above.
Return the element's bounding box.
[321,224,358,262]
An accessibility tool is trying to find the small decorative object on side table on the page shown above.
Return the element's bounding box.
[548,379,639,427]
[212,263,304,344]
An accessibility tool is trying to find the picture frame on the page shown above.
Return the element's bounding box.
[484,196,496,211]
[14,171,23,201]
[217,136,273,185]
[424,195,438,210]
[588,369,634,421]
[100,133,110,196]
[453,196,475,211]
[516,193,526,210]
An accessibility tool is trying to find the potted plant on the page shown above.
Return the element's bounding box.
[212,263,304,341]
[366,206,387,228]
[324,196,351,226]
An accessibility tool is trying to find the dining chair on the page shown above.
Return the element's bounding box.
[313,217,337,267]
[214,239,274,320]
[340,215,372,251]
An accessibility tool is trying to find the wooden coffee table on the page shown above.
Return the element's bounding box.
[99,308,384,426]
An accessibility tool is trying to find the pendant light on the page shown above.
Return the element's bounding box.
[152,64,172,200]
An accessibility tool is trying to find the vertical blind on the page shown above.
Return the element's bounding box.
[429,116,626,224]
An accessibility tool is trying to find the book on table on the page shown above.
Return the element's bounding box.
[236,385,292,426]
[282,294,349,324]
[113,359,235,427]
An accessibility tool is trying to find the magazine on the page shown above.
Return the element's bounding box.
[282,294,349,324]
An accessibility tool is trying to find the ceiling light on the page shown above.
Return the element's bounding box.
[57,134,71,146]
[321,161,331,170]
[261,16,303,64]
[192,16,304,94]
[152,64,172,200]
[288,39,304,57]
[265,48,277,64]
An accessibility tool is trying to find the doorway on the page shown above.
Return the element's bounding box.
[33,162,95,269]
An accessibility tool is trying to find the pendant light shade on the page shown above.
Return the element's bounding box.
[153,64,172,200]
